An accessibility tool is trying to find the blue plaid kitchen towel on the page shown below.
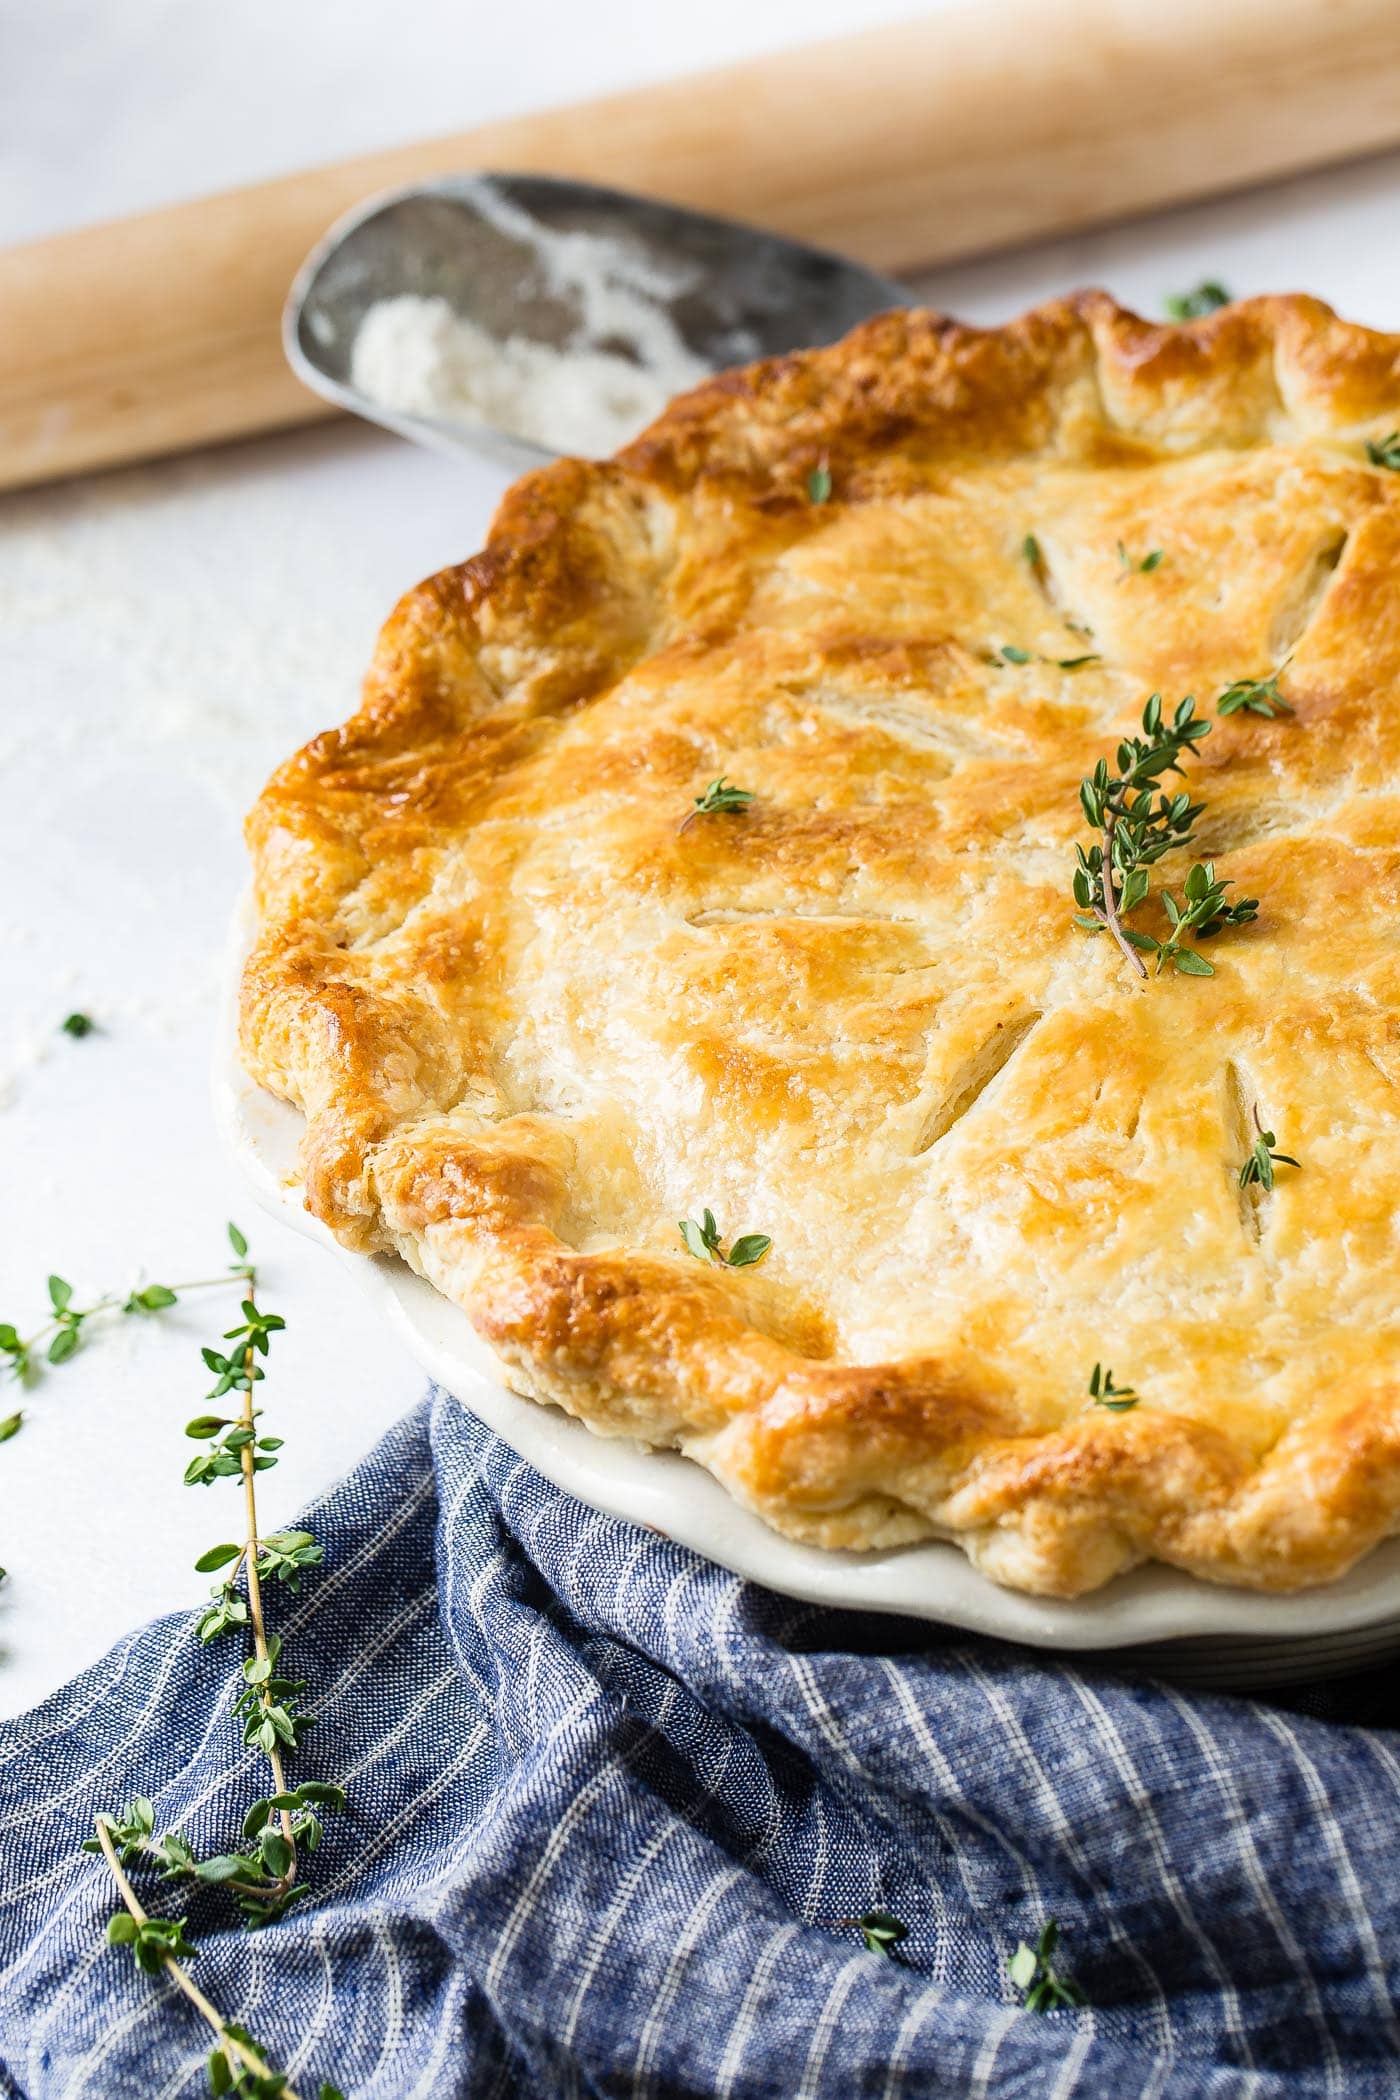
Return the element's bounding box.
[2,1390,1398,2098]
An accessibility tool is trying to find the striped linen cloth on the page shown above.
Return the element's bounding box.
[1,1392,1397,2098]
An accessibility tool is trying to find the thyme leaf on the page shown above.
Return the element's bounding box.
[1010,1917,1086,2012]
[1164,281,1231,320]
[678,775,755,835]
[1216,672,1293,719]
[1238,1106,1300,1193]
[857,1910,908,1956]
[679,1210,771,1269]
[994,645,1100,671]
[1089,1363,1138,1413]
[106,1908,198,1973]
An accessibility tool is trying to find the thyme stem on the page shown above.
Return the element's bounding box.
[1097,807,1147,978]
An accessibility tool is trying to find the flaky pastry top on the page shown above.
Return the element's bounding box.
[243,293,1400,1596]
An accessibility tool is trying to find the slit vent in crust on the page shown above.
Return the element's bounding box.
[915,1014,1041,1157]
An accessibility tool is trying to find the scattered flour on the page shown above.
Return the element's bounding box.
[348,189,712,456]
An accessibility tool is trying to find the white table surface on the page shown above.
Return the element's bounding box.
[5,0,1400,1718]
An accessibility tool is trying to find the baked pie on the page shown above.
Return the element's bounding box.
[243,292,1400,1597]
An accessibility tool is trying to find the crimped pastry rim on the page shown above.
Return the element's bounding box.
[240,291,1400,1599]
[217,926,1400,1671]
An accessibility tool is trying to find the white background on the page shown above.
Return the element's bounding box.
[5,0,1400,1716]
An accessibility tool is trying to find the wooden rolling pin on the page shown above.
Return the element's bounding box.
[4,0,1399,492]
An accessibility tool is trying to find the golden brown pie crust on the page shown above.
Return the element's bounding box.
[242,292,1400,1597]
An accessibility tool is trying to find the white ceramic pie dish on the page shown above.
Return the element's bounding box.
[217,896,1400,1688]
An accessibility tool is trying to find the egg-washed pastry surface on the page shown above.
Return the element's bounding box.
[243,293,1400,1596]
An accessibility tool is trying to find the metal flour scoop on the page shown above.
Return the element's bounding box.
[5,2,1399,493]
[284,172,904,467]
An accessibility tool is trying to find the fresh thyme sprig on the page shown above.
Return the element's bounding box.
[184,1411,284,1489]
[187,1771,346,1928]
[1009,1918,1085,2012]
[1073,696,1260,979]
[807,459,832,503]
[1365,432,1400,471]
[1165,281,1231,321]
[1089,1364,1139,1413]
[678,1209,770,1269]
[86,1219,348,2098]
[677,775,755,836]
[1117,540,1163,578]
[91,1812,342,2100]
[232,1631,313,1760]
[1217,671,1293,719]
[1128,860,1259,978]
[88,1774,345,1932]
[85,1796,181,1871]
[176,1226,340,1925]
[1072,693,1207,976]
[1,1234,255,1402]
[1238,1107,1300,1192]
